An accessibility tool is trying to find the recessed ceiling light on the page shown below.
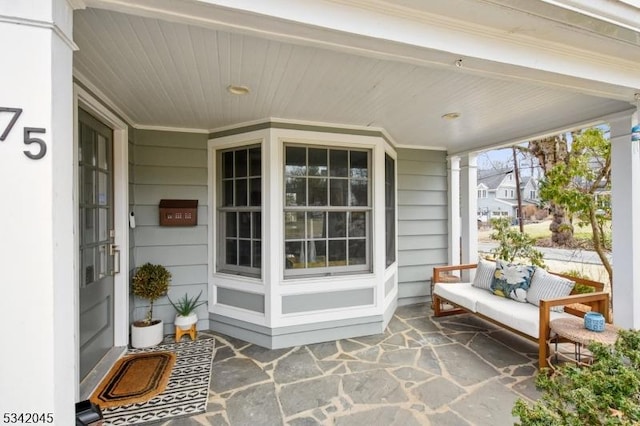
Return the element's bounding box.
[227,85,250,95]
[441,112,461,120]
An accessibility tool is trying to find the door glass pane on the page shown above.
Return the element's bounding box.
[285,146,306,176]
[307,241,326,268]
[308,148,327,176]
[84,208,96,244]
[98,172,108,205]
[83,166,95,205]
[97,134,108,170]
[285,212,305,239]
[98,208,108,242]
[328,212,346,238]
[308,178,327,206]
[330,150,348,177]
[285,177,306,206]
[83,247,95,285]
[307,212,325,238]
[82,128,95,166]
[98,244,108,278]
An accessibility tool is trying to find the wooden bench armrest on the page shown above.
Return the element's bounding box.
[433,263,478,283]
[538,291,610,368]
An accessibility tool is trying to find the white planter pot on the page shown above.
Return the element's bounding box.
[174,312,198,330]
[131,319,164,348]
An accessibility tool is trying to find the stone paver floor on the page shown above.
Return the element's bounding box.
[161,304,542,425]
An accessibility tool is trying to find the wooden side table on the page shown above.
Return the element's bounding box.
[549,317,619,366]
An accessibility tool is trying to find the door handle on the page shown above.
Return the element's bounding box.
[110,243,120,275]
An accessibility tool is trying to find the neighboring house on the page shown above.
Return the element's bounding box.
[3,1,640,422]
[477,169,539,222]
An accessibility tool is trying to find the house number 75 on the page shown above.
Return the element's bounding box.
[0,107,47,160]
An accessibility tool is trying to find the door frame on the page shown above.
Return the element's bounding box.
[73,83,129,395]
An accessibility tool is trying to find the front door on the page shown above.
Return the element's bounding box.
[78,108,116,380]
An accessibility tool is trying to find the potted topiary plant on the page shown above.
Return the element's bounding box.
[131,262,171,348]
[168,290,206,331]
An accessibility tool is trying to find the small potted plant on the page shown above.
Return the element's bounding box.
[168,290,206,330]
[131,262,171,348]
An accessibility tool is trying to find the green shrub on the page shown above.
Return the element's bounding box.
[490,218,545,267]
[513,329,640,425]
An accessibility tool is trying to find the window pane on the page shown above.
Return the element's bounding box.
[239,240,251,267]
[307,212,325,238]
[226,239,237,264]
[224,180,234,206]
[250,178,261,206]
[350,151,368,178]
[249,147,261,176]
[285,146,306,176]
[328,212,346,238]
[253,242,261,268]
[350,179,368,206]
[328,240,346,265]
[253,212,261,239]
[307,241,326,268]
[285,242,304,269]
[236,178,248,206]
[83,166,95,205]
[239,212,251,238]
[349,212,366,237]
[349,240,366,265]
[308,178,327,206]
[226,212,237,237]
[235,149,248,177]
[330,179,348,206]
[285,177,306,206]
[330,150,348,177]
[285,212,305,239]
[308,148,328,176]
[223,151,234,178]
[84,208,96,244]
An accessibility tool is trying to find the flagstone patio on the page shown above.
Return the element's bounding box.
[162,303,543,425]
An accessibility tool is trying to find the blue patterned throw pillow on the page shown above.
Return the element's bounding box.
[490,260,534,303]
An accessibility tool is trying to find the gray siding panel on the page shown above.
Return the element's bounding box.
[397,148,447,304]
[218,287,265,313]
[132,129,210,331]
[282,289,374,314]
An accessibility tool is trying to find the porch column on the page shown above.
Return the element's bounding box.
[611,110,640,329]
[460,154,478,265]
[0,1,76,423]
[447,156,461,265]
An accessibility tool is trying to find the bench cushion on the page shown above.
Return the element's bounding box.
[433,282,499,313]
[476,297,572,338]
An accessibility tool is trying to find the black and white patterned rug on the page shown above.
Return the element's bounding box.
[100,338,215,425]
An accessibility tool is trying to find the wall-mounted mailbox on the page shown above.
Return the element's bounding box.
[159,199,198,226]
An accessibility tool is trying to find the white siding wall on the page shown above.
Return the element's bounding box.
[396,149,448,305]
[132,129,209,333]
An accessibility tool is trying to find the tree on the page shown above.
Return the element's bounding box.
[528,135,574,245]
[490,217,545,267]
[538,127,612,287]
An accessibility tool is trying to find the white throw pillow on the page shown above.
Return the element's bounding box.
[472,259,496,291]
[527,268,575,312]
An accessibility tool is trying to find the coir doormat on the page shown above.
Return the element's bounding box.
[91,351,176,408]
[94,338,215,425]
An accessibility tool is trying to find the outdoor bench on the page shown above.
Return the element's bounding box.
[431,261,610,368]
